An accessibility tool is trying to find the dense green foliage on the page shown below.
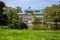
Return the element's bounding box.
[43,4,60,22]
[0,30,60,40]
[0,1,8,25]
[0,14,8,25]
[16,7,22,13]
[7,8,19,24]
[43,4,60,30]
[0,1,27,29]
[33,10,40,12]
[0,1,5,14]
[10,22,28,29]
[20,22,28,29]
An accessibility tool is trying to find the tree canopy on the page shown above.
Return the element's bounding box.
[0,1,8,25]
[43,4,60,22]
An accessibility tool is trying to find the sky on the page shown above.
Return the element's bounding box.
[0,0,59,10]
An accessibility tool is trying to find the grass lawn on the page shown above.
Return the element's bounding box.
[0,29,60,40]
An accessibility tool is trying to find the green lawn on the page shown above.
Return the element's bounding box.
[0,30,60,40]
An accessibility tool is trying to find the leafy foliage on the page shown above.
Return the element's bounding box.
[43,4,60,30]
[16,7,22,13]
[33,10,40,12]
[0,1,5,14]
[20,22,28,29]
[0,1,8,25]
[43,4,60,22]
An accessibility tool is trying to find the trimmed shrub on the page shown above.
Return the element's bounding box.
[20,22,28,29]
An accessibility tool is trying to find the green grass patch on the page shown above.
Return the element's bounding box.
[0,30,60,40]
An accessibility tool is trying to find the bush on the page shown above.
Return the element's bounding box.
[51,24,60,30]
[9,23,21,29]
[20,22,28,29]
[8,22,28,29]
[9,24,15,29]
[32,24,47,30]
[14,23,21,29]
[0,26,9,29]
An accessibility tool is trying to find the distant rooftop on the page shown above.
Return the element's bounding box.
[18,12,42,15]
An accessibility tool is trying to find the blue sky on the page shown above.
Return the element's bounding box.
[1,0,59,10]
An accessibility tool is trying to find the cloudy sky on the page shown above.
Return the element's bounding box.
[1,0,59,10]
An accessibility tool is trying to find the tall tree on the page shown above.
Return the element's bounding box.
[0,1,5,14]
[43,4,60,29]
[7,8,19,24]
[33,10,40,13]
[0,1,8,25]
[16,7,22,13]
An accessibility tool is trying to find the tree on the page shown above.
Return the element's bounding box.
[24,10,27,13]
[7,8,19,24]
[0,1,8,25]
[43,4,60,30]
[0,1,5,14]
[33,10,40,13]
[16,7,22,13]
